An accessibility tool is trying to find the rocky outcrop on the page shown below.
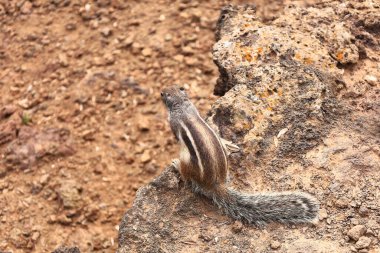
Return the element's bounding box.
[118,2,380,252]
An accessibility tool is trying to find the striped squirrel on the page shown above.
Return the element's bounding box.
[161,85,319,226]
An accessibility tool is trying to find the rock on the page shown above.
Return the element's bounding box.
[0,117,18,146]
[164,34,172,41]
[0,105,17,119]
[319,208,328,220]
[58,53,69,67]
[52,246,81,253]
[358,206,369,216]
[4,127,75,171]
[9,227,27,248]
[137,118,150,131]
[231,221,243,233]
[117,3,380,253]
[270,240,281,250]
[56,180,82,209]
[104,53,115,65]
[355,237,371,249]
[65,23,77,31]
[31,231,40,242]
[140,150,151,163]
[348,225,367,241]
[141,47,152,57]
[173,54,184,62]
[364,75,377,86]
[57,213,73,225]
[20,1,32,14]
[101,27,113,37]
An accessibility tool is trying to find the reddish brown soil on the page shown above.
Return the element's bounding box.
[0,0,294,252]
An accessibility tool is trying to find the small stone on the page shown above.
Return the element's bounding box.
[18,98,31,109]
[335,198,349,208]
[364,75,377,86]
[31,231,40,242]
[231,221,243,233]
[142,47,152,57]
[104,53,115,65]
[358,206,369,216]
[93,57,104,66]
[270,240,281,250]
[57,180,82,209]
[184,57,197,66]
[39,174,50,186]
[348,225,366,241]
[366,220,379,231]
[65,23,77,31]
[355,236,371,249]
[145,164,157,174]
[137,118,150,132]
[48,215,57,223]
[58,53,69,67]
[57,214,72,225]
[164,34,172,41]
[158,14,165,21]
[182,46,194,55]
[319,208,328,220]
[0,105,17,119]
[21,1,33,14]
[101,27,113,37]
[173,54,184,62]
[53,246,81,253]
[140,150,151,163]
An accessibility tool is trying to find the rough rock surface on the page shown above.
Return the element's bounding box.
[119,2,380,253]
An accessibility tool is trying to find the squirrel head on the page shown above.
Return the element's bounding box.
[161,85,189,111]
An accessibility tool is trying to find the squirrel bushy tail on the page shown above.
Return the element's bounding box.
[193,184,319,226]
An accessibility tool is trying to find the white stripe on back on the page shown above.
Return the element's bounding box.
[180,121,205,179]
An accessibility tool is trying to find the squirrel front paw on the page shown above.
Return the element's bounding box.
[171,158,180,171]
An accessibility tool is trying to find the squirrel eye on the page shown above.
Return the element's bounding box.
[179,87,185,91]
[160,92,164,97]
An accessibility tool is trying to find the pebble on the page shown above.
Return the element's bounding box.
[364,75,377,86]
[142,47,153,57]
[231,221,243,233]
[184,57,197,66]
[21,1,33,14]
[57,180,82,209]
[140,150,151,163]
[65,23,77,31]
[58,53,69,67]
[358,206,369,216]
[137,118,150,132]
[173,54,184,62]
[31,231,40,242]
[270,240,281,250]
[319,208,328,220]
[164,34,172,41]
[355,236,371,249]
[348,225,366,241]
[101,27,113,37]
[57,213,72,225]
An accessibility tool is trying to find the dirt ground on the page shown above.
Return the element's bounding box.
[0,0,293,252]
[0,0,337,252]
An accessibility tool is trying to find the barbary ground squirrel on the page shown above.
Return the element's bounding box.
[161,85,319,226]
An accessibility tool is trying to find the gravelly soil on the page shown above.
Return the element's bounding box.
[0,0,289,252]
